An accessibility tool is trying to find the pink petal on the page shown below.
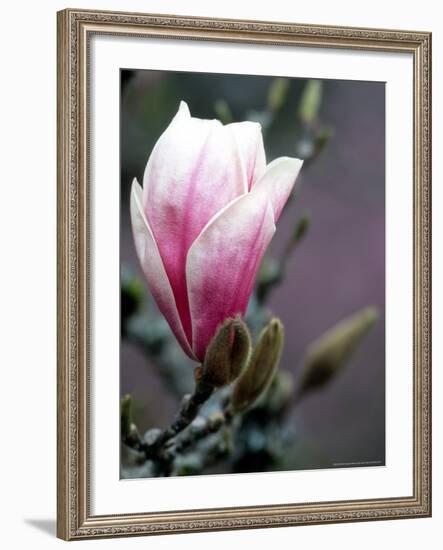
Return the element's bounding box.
[186,193,276,361]
[130,179,195,359]
[228,121,266,190]
[143,101,247,344]
[253,157,303,222]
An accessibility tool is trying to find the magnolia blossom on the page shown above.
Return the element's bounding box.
[130,101,303,362]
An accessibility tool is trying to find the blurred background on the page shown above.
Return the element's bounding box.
[120,69,385,476]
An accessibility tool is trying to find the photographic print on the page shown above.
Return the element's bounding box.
[57,9,431,539]
[120,70,386,479]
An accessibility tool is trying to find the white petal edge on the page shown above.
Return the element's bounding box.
[130,178,195,359]
[227,121,267,190]
[253,157,304,222]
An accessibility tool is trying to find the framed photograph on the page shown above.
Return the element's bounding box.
[57,8,431,540]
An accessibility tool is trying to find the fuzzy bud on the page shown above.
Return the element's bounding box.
[199,317,251,388]
[298,306,378,397]
[231,318,285,413]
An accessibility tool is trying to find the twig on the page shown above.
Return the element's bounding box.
[198,425,234,471]
[155,381,214,447]
[256,212,310,305]
[123,381,215,462]
[164,408,232,458]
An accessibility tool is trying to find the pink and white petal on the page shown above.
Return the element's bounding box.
[130,179,195,360]
[253,157,303,222]
[143,101,246,222]
[228,121,266,190]
[186,193,276,361]
[142,102,247,344]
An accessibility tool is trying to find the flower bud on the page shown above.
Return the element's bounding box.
[231,318,284,413]
[198,317,251,388]
[291,210,311,245]
[298,79,322,124]
[298,306,378,397]
[130,101,302,362]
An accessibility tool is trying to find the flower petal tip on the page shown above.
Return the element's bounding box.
[131,176,141,192]
[178,100,191,117]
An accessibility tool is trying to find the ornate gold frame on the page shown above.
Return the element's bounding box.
[57,8,432,540]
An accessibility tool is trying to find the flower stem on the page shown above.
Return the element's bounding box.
[156,380,214,448]
[163,412,224,459]
[122,380,215,465]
